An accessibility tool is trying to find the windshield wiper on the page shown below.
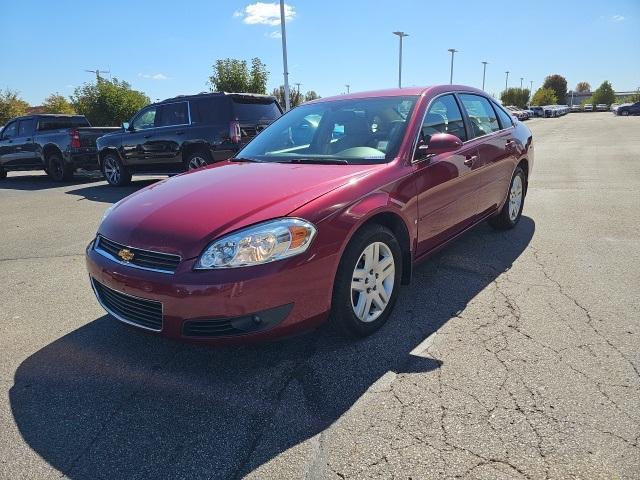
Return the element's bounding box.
[286,158,349,165]
[231,157,264,163]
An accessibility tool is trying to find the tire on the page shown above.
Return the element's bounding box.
[185,150,212,171]
[489,166,526,230]
[621,110,629,116]
[331,224,402,337]
[47,153,74,182]
[0,166,6,179]
[102,153,131,186]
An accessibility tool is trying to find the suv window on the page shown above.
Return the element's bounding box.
[231,97,281,123]
[191,97,231,124]
[38,116,90,131]
[156,102,189,127]
[132,106,157,130]
[493,103,513,129]
[458,94,500,138]
[2,121,17,139]
[421,94,467,143]
[18,119,35,137]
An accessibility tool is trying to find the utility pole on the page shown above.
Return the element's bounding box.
[505,71,509,91]
[529,80,534,106]
[392,31,408,88]
[481,61,488,90]
[448,49,458,84]
[345,84,350,94]
[85,69,110,81]
[279,0,291,111]
[520,77,524,89]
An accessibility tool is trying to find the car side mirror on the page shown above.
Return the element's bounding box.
[415,133,463,159]
[121,122,131,131]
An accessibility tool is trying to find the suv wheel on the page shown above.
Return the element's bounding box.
[331,224,402,337]
[489,166,526,230]
[0,166,6,180]
[102,154,131,186]
[47,154,74,182]
[621,110,629,116]
[186,151,211,170]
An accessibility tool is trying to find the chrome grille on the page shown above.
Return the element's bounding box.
[95,236,181,273]
[92,279,163,331]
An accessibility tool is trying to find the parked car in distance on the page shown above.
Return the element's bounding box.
[596,104,608,112]
[529,106,544,117]
[610,103,620,112]
[505,105,528,120]
[0,115,119,181]
[96,92,282,186]
[616,102,640,116]
[87,85,533,344]
[570,105,582,112]
[583,104,594,112]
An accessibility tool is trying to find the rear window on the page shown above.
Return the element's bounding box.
[38,117,90,131]
[231,97,281,124]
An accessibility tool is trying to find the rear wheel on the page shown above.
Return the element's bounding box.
[0,166,6,179]
[185,150,211,171]
[331,224,402,337]
[102,153,131,186]
[47,153,74,182]
[489,166,526,230]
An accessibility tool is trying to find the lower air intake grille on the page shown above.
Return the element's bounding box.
[92,279,163,331]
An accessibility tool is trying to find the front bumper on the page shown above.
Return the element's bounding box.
[85,241,336,344]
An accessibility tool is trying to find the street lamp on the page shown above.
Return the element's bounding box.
[392,31,408,88]
[448,48,458,84]
[481,61,488,90]
[504,71,509,91]
[279,0,291,111]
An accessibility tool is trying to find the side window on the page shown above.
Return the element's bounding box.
[421,94,467,143]
[132,106,157,130]
[493,103,513,129]
[1,121,17,139]
[156,102,189,127]
[18,119,35,137]
[458,94,500,138]
[192,98,231,125]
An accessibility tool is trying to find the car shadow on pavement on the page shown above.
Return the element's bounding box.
[9,217,535,479]
[0,172,102,191]
[65,179,162,204]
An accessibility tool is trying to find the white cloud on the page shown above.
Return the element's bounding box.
[265,30,282,39]
[138,73,169,80]
[611,14,625,22]
[234,2,295,26]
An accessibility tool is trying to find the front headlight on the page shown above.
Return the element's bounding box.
[195,218,317,269]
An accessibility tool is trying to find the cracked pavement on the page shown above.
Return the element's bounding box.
[0,113,639,479]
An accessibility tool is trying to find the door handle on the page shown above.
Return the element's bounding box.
[505,139,515,147]
[464,155,477,166]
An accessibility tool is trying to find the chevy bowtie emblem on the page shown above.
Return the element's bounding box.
[117,249,135,262]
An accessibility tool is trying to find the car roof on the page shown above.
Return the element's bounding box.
[8,114,85,121]
[158,91,278,105]
[305,85,487,104]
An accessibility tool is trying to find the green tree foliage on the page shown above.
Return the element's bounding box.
[208,58,268,94]
[0,89,30,124]
[531,87,558,106]
[575,81,591,93]
[304,91,320,102]
[591,81,616,106]
[500,88,531,109]
[620,89,640,104]
[542,74,568,104]
[70,78,150,126]
[271,86,320,108]
[42,93,75,114]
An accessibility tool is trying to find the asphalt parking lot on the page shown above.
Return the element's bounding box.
[1,112,639,480]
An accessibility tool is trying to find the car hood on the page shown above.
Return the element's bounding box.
[99,161,380,259]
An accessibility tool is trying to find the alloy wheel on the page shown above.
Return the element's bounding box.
[509,174,523,221]
[104,157,121,184]
[188,156,208,170]
[350,241,395,323]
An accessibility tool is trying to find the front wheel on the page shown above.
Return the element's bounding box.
[331,224,402,337]
[489,166,526,230]
[102,154,131,186]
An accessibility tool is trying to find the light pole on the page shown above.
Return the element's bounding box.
[392,31,408,88]
[345,84,350,94]
[279,0,291,111]
[448,48,458,84]
[529,80,533,105]
[504,71,509,91]
[520,77,524,89]
[481,61,488,90]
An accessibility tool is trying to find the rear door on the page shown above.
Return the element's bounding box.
[414,94,480,255]
[457,93,511,218]
[152,101,190,165]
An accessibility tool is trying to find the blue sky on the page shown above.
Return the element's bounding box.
[2,0,638,105]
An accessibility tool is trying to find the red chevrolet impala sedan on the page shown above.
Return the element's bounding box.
[86,85,533,343]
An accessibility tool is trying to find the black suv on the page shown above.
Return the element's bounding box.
[96,92,282,186]
[616,102,640,116]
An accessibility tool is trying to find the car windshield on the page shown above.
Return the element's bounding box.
[235,95,418,164]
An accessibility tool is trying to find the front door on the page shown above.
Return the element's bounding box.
[121,105,159,167]
[14,118,40,167]
[414,94,481,256]
[0,121,19,167]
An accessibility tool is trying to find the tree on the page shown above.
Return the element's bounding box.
[0,89,30,124]
[208,57,268,94]
[591,81,616,106]
[531,87,558,106]
[500,88,531,109]
[71,78,149,126]
[575,82,591,93]
[304,91,320,102]
[542,74,567,104]
[271,85,303,108]
[42,93,75,114]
